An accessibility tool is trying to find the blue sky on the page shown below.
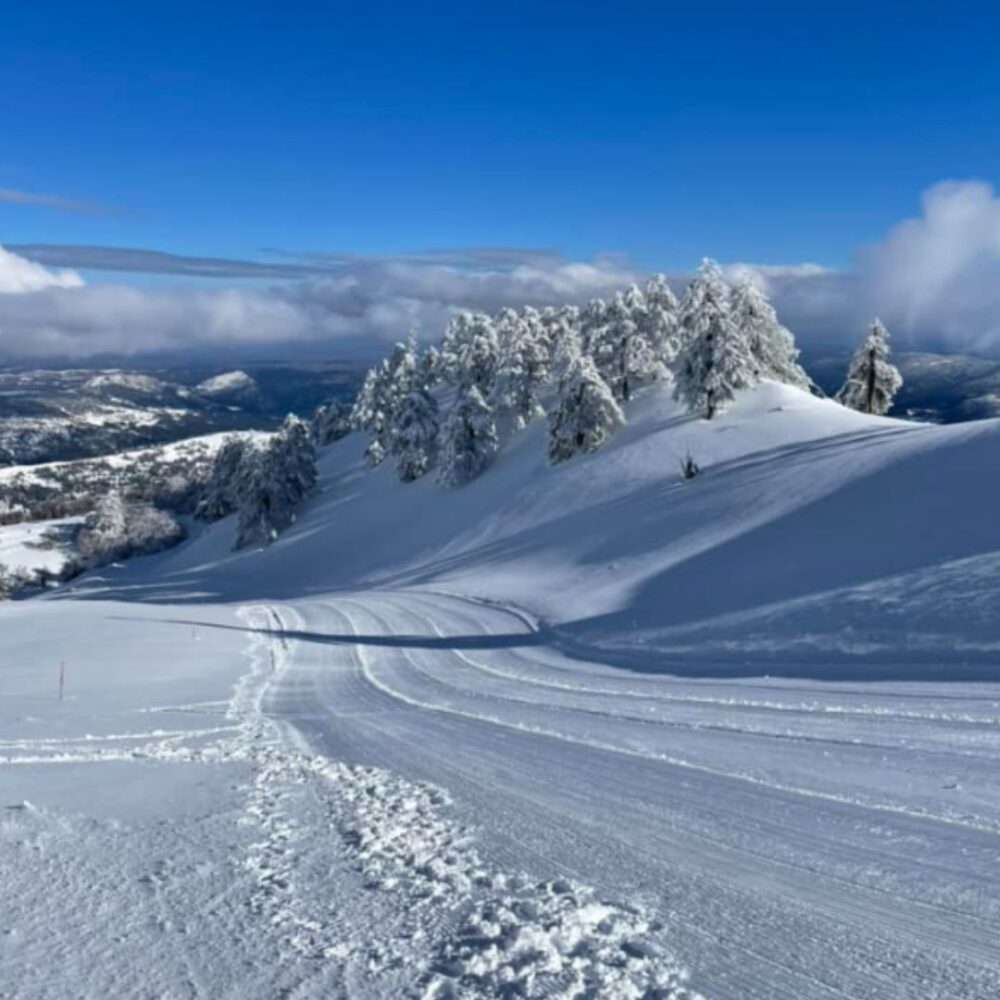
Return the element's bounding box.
[3,1,997,268]
[1,1,999,359]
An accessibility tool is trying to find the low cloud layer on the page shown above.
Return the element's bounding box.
[0,248,637,360]
[1,179,999,361]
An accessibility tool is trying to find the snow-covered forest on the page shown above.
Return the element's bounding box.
[344,259,902,489]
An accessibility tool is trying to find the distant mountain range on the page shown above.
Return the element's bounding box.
[805,350,1000,423]
[0,361,361,465]
[1,348,998,470]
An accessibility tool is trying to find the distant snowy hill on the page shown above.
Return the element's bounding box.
[0,363,360,466]
[140,380,1000,667]
[810,348,1000,423]
[194,369,261,402]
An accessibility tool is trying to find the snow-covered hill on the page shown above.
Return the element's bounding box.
[0,363,359,467]
[5,382,1000,1000]
[150,380,1000,667]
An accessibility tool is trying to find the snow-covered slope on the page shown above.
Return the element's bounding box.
[0,516,81,575]
[6,382,1000,1000]
[146,380,1000,666]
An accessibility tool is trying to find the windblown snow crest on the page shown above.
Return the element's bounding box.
[236,605,701,998]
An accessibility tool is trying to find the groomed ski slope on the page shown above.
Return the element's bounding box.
[3,382,1000,999]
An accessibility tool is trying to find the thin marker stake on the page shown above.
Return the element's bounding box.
[58,661,65,701]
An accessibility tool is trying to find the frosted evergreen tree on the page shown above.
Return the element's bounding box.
[196,436,257,521]
[311,399,353,446]
[234,415,317,550]
[393,388,440,482]
[350,362,392,466]
[437,386,499,487]
[644,274,681,370]
[350,340,419,467]
[548,353,625,464]
[490,307,552,431]
[730,276,810,389]
[540,305,582,378]
[579,298,608,360]
[439,312,499,393]
[75,492,183,568]
[76,491,129,557]
[590,286,666,403]
[836,319,902,415]
[418,343,442,388]
[674,259,755,419]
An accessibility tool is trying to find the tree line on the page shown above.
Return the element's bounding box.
[341,259,903,487]
[8,259,899,576]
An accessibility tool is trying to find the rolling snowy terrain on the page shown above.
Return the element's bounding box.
[0,363,360,466]
[3,383,1000,999]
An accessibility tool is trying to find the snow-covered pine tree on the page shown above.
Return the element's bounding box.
[393,388,440,482]
[349,339,420,467]
[418,343,442,388]
[75,492,184,568]
[548,352,625,464]
[835,319,902,415]
[439,312,499,394]
[674,259,755,419]
[600,286,667,402]
[311,399,353,446]
[234,415,317,550]
[350,362,392,466]
[437,385,499,487]
[88,490,128,542]
[643,274,681,370]
[729,276,810,390]
[540,305,582,378]
[490,307,552,431]
[579,298,608,361]
[196,435,256,521]
[384,339,418,401]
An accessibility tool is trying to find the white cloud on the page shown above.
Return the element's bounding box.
[0,243,640,360]
[864,180,1000,351]
[3,180,1000,361]
[0,244,84,294]
[723,180,1000,353]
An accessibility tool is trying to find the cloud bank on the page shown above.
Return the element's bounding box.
[863,180,1000,353]
[1,179,999,361]
[0,248,637,360]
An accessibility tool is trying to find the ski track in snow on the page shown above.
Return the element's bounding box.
[1,601,699,998]
[235,604,700,998]
[4,589,1000,998]
[262,590,1000,1000]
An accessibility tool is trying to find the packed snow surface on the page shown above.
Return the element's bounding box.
[0,516,81,574]
[3,383,1000,999]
